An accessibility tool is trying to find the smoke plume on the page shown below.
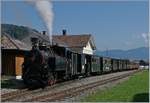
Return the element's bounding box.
[27,0,53,44]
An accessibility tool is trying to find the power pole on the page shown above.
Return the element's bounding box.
[106,48,108,57]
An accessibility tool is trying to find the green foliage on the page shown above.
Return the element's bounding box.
[81,70,149,102]
[1,79,15,88]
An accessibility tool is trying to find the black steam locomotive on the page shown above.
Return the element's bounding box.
[22,37,69,89]
[22,37,139,89]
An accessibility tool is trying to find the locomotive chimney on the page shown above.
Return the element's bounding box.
[62,29,67,36]
[31,37,39,48]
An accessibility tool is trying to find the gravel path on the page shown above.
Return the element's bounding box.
[1,89,18,95]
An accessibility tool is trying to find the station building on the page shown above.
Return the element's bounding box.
[52,30,96,55]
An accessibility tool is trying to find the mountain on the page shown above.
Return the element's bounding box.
[2,24,32,39]
[95,47,149,60]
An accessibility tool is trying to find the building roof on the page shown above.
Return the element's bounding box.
[21,31,50,47]
[52,34,96,50]
[1,31,96,51]
[1,33,31,50]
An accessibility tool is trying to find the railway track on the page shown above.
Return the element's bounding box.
[1,79,75,102]
[23,70,140,102]
[1,88,40,102]
[1,70,140,102]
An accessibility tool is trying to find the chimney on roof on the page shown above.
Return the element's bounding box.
[42,31,46,35]
[62,29,66,36]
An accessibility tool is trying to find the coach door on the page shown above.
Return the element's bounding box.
[77,54,82,74]
[72,53,77,75]
[85,55,91,76]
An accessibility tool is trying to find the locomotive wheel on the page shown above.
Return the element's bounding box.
[48,80,52,86]
[48,78,54,86]
[47,72,57,86]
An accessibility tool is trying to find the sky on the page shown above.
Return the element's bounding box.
[1,0,149,50]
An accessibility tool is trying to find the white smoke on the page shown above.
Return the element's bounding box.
[27,0,53,45]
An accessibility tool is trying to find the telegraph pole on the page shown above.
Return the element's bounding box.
[106,48,109,57]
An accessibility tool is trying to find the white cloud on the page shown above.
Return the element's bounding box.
[141,33,149,44]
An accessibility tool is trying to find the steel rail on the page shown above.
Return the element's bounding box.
[24,70,140,102]
[1,78,75,102]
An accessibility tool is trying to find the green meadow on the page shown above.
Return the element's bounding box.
[81,70,149,102]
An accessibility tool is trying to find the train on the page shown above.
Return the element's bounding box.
[22,37,139,89]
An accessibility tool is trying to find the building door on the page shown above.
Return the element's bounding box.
[15,56,24,79]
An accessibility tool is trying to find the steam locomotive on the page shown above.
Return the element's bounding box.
[22,37,139,89]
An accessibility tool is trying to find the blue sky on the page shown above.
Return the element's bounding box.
[1,1,149,50]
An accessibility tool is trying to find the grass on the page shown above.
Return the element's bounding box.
[1,76,24,88]
[81,70,149,102]
[1,79,16,88]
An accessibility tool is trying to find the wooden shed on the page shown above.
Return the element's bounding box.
[1,34,31,79]
[2,49,28,79]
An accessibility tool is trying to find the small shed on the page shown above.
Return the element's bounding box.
[1,34,30,79]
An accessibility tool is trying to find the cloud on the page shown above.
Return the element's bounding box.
[141,33,149,44]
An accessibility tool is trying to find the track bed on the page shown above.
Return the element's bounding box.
[1,70,140,102]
